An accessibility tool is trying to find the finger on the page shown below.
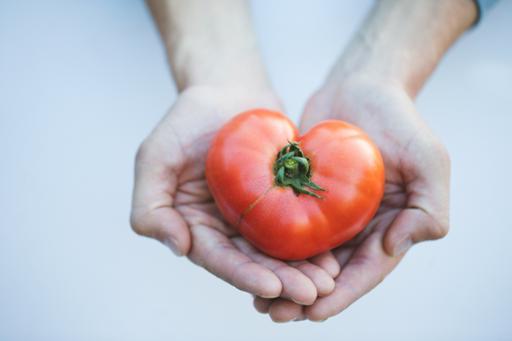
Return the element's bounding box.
[333,246,356,269]
[130,206,189,256]
[268,299,304,323]
[305,231,403,321]
[253,296,272,314]
[188,225,282,298]
[308,251,341,278]
[384,208,449,257]
[288,260,335,297]
[384,141,450,256]
[131,141,191,255]
[344,222,375,247]
[232,238,317,305]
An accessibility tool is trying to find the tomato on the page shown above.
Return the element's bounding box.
[206,109,385,260]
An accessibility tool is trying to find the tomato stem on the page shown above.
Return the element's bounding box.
[273,141,325,198]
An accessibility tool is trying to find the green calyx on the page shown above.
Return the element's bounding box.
[273,141,325,199]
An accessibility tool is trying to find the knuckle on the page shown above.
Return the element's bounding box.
[130,211,150,237]
[430,221,449,240]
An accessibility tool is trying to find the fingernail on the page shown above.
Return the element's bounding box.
[285,294,305,305]
[260,293,279,299]
[313,318,328,323]
[293,316,306,322]
[393,237,412,256]
[163,237,182,256]
[291,298,312,305]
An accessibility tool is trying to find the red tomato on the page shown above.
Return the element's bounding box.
[206,109,385,260]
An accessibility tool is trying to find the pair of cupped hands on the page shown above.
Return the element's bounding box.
[130,75,450,322]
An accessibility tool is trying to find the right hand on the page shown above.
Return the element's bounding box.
[130,85,340,306]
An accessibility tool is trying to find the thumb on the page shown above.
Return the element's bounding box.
[131,206,190,256]
[384,143,451,256]
[130,141,191,256]
[383,207,449,257]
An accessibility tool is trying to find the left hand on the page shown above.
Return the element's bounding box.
[253,76,451,322]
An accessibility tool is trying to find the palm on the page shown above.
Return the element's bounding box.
[302,82,423,247]
[132,86,341,305]
[257,80,450,321]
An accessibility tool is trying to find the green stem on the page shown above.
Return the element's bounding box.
[273,141,325,198]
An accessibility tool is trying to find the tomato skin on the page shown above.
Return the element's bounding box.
[206,109,385,260]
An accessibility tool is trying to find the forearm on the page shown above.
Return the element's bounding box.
[328,0,477,97]
[147,0,271,91]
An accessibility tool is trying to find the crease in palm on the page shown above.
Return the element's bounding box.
[253,81,450,321]
[141,87,340,305]
[133,83,449,322]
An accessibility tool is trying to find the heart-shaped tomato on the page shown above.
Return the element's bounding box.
[206,109,385,260]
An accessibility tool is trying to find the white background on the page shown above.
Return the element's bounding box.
[1,1,511,340]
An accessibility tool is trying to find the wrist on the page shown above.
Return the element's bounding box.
[325,45,410,97]
[148,0,272,92]
[171,43,272,92]
[326,0,477,98]
[175,84,282,119]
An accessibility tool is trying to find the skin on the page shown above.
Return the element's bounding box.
[206,110,385,260]
[132,0,340,307]
[253,0,476,322]
[132,0,476,323]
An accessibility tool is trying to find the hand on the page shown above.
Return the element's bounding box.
[130,85,341,305]
[252,0,473,321]
[253,77,451,321]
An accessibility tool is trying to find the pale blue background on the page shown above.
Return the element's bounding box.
[1,1,511,340]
